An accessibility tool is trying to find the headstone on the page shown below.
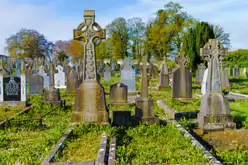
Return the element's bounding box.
[234,65,240,78]
[103,64,111,82]
[0,61,26,107]
[135,55,159,124]
[39,66,50,89]
[201,68,208,95]
[121,58,136,93]
[158,56,169,89]
[71,10,109,125]
[112,111,132,126]
[242,68,247,77]
[44,63,61,106]
[29,75,44,95]
[67,68,78,95]
[229,67,233,77]
[197,39,235,133]
[172,52,193,103]
[220,64,230,90]
[196,63,206,84]
[109,83,128,105]
[54,65,66,88]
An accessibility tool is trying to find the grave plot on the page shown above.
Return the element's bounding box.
[47,124,111,164]
[152,79,248,164]
[0,90,72,164]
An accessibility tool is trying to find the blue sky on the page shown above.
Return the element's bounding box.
[0,0,248,55]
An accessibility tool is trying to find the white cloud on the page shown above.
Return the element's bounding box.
[0,0,247,55]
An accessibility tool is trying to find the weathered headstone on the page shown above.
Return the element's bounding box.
[197,39,236,133]
[220,64,230,90]
[229,67,233,77]
[109,83,128,105]
[39,65,50,89]
[71,10,109,125]
[201,67,208,95]
[135,55,159,124]
[44,63,61,106]
[196,63,206,84]
[66,68,78,95]
[103,64,111,82]
[54,65,66,88]
[121,58,136,94]
[29,75,44,95]
[172,52,193,103]
[158,56,169,89]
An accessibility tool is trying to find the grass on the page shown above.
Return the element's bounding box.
[0,106,23,122]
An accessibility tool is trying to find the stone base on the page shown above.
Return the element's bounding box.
[0,101,26,108]
[197,92,236,133]
[71,81,109,125]
[197,114,236,133]
[135,98,159,124]
[174,97,194,103]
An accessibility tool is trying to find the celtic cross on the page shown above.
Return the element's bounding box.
[175,52,189,67]
[200,39,228,92]
[73,10,106,81]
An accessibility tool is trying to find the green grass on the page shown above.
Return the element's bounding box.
[0,106,23,122]
[116,124,209,164]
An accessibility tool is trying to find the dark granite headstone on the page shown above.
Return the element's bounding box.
[30,75,44,95]
[112,111,132,126]
[3,76,21,101]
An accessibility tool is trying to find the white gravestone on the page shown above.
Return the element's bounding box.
[201,68,208,95]
[121,58,136,93]
[54,65,66,88]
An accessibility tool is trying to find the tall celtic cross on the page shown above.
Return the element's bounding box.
[200,39,228,93]
[175,52,190,67]
[74,10,106,81]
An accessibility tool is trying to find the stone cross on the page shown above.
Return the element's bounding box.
[141,55,148,99]
[74,10,106,81]
[200,39,228,93]
[49,63,55,88]
[175,52,189,67]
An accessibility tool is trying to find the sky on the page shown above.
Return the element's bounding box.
[0,0,247,55]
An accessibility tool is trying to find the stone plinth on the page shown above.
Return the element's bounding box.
[135,98,159,124]
[71,81,109,125]
[197,92,236,133]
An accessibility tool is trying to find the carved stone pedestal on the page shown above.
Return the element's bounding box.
[135,98,159,124]
[197,92,236,133]
[71,81,109,125]
[44,88,61,107]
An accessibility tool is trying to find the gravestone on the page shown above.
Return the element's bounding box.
[103,64,111,82]
[67,68,78,95]
[242,68,247,77]
[54,65,66,88]
[112,111,132,126]
[149,62,159,78]
[172,52,193,103]
[71,10,109,125]
[44,63,61,106]
[39,66,50,89]
[201,67,208,95]
[109,83,128,105]
[197,39,235,133]
[158,56,169,89]
[29,75,44,95]
[196,63,206,84]
[220,64,230,90]
[0,60,26,107]
[234,65,240,78]
[121,58,136,94]
[135,55,159,124]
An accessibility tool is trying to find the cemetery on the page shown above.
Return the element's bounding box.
[0,2,248,165]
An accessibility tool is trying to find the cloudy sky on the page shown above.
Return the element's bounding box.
[0,0,247,55]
